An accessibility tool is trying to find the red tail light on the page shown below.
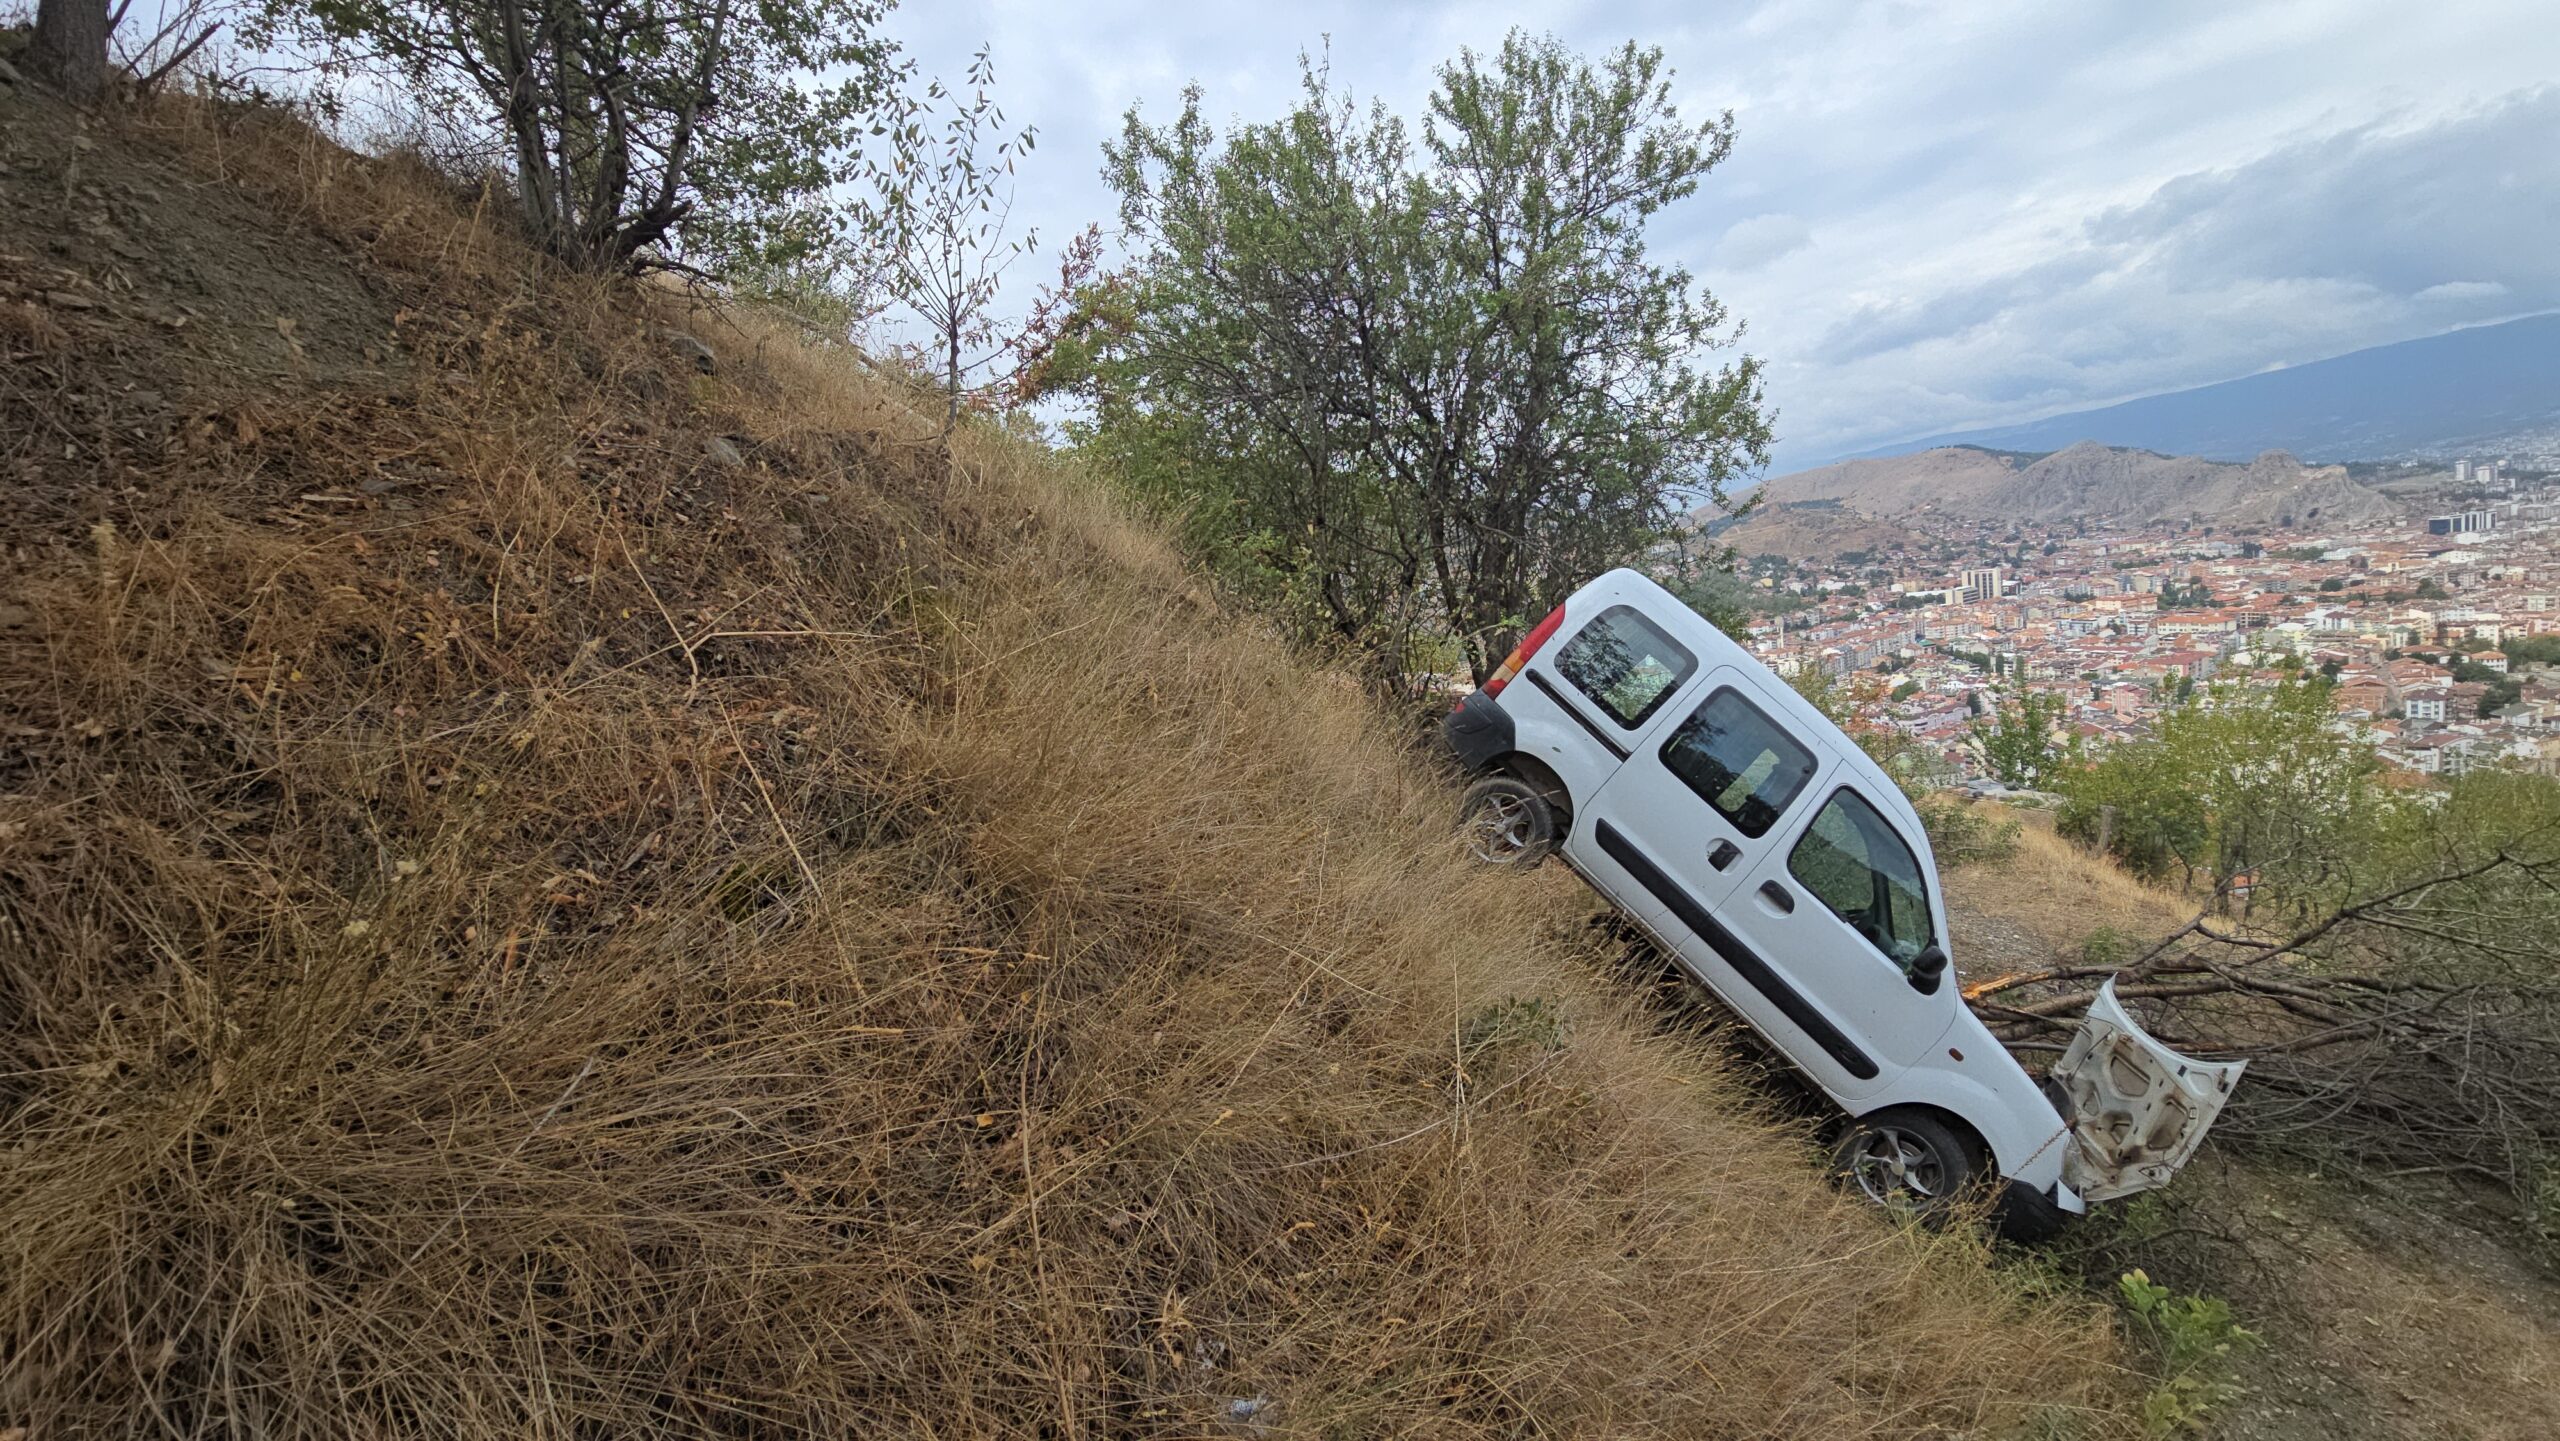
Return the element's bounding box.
[1483,603,1567,698]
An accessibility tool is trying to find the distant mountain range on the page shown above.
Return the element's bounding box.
[1814,311,2560,468]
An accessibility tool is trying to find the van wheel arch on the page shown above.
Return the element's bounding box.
[1842,1103,1991,1167]
[1489,753,1573,828]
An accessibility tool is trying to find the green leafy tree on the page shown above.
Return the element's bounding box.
[1666,562,1756,642]
[1052,33,1768,690]
[1964,688,2075,790]
[258,0,902,272]
[2060,680,2383,900]
[2506,634,2560,667]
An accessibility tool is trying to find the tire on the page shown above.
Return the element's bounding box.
[1831,1108,1983,1216]
[1458,775,1558,868]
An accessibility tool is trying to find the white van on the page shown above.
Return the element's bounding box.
[1443,568,2242,1233]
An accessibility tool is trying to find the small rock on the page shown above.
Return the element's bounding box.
[0,56,22,88]
[662,329,716,373]
[703,436,745,468]
[0,602,34,629]
[46,290,97,310]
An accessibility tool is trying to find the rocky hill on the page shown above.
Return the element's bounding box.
[1755,441,2402,530]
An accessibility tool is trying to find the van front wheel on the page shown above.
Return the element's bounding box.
[1459,776,1557,867]
[1832,1109,1981,1215]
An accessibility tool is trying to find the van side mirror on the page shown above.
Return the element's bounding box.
[1907,944,1948,995]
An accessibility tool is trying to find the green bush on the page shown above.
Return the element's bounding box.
[2117,1269,2261,1436]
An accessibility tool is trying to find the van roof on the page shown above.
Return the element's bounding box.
[1580,567,1940,869]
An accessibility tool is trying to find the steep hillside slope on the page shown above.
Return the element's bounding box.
[0,87,2125,1437]
[1824,311,2560,466]
[1757,441,2399,529]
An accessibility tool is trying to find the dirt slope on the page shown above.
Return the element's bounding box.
[0,85,2128,1437]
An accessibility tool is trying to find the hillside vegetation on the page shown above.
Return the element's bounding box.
[0,85,2130,1437]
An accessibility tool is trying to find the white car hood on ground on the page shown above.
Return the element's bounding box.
[2051,980,2248,1203]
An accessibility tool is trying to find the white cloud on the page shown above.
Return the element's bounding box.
[878,0,2560,471]
[2416,281,2511,303]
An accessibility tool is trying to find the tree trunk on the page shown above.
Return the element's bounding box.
[31,0,112,104]
[943,329,961,438]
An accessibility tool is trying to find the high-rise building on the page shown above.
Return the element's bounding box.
[2455,458,2474,483]
[1961,566,2005,603]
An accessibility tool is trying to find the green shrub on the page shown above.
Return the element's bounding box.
[2117,1269,2261,1436]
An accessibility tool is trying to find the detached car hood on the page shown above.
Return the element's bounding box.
[2051,980,2247,1203]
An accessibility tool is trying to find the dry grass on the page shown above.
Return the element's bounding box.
[2,87,2131,1437]
[1944,815,2194,958]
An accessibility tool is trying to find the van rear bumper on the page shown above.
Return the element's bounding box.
[1442,690,1515,773]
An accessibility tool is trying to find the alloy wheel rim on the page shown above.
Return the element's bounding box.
[1848,1126,1945,1203]
[1467,793,1534,862]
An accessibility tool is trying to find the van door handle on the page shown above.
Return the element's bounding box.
[1758,880,1795,914]
[1707,839,1741,871]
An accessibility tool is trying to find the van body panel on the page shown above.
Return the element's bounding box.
[1479,672,1629,835]
[1716,781,1977,1100]
[1590,818,1889,1082]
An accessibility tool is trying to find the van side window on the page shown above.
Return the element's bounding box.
[1789,790,1934,968]
[1552,606,1697,728]
[1657,688,1818,838]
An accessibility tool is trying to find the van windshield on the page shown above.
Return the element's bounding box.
[1552,606,1696,728]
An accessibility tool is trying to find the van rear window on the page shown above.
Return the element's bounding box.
[1659,688,1817,838]
[1552,606,1696,728]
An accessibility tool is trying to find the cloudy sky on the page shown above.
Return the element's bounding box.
[881,0,2560,475]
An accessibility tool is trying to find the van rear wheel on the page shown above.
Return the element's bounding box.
[1459,776,1557,867]
[1832,1109,1981,1215]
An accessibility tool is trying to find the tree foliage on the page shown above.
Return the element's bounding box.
[1988,753,2560,1208]
[2058,680,2384,898]
[1045,33,1768,691]
[258,0,901,272]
